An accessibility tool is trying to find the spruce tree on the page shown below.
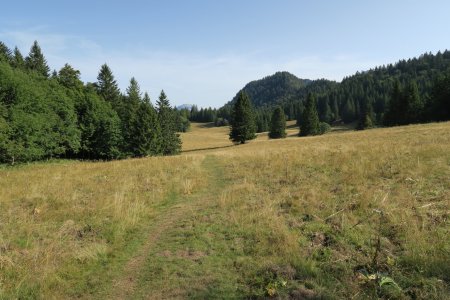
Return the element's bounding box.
[0,42,12,63]
[429,72,450,121]
[384,80,402,126]
[11,47,25,69]
[299,93,320,136]
[25,41,50,77]
[403,81,423,123]
[122,77,142,155]
[229,91,256,144]
[357,102,374,130]
[157,90,181,155]
[269,106,286,139]
[131,96,161,156]
[96,64,121,107]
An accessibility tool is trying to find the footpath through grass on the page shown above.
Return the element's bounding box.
[105,155,246,299]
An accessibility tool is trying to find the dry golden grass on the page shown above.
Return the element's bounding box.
[0,121,449,299]
[0,155,208,298]
[181,122,233,152]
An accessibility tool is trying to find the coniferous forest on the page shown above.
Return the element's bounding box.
[0,40,181,164]
[217,51,450,132]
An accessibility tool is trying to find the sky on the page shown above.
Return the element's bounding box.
[1,0,449,108]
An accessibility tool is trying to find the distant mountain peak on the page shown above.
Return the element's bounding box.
[176,104,194,110]
[226,71,326,108]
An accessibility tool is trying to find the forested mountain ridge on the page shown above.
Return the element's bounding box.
[217,50,450,131]
[229,71,315,107]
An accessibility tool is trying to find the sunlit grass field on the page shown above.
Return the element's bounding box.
[1,122,449,299]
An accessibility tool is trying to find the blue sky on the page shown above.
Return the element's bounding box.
[1,0,449,107]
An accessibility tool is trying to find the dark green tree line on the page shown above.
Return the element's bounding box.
[0,40,182,164]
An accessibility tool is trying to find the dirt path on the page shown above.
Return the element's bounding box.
[109,155,224,300]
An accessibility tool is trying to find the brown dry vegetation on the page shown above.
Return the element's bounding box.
[0,122,449,299]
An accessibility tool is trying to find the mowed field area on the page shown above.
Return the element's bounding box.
[0,122,449,299]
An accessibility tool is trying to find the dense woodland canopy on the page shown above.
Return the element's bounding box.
[214,51,450,132]
[0,40,181,164]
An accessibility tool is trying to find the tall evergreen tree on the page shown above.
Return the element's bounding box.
[428,72,450,121]
[25,41,50,77]
[0,42,12,63]
[269,106,286,139]
[120,77,142,155]
[229,91,256,144]
[157,90,181,155]
[96,64,121,107]
[318,96,332,123]
[357,101,375,130]
[384,80,403,126]
[131,100,161,156]
[403,81,423,123]
[299,93,320,136]
[11,47,25,69]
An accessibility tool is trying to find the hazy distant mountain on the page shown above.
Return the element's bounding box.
[176,104,194,110]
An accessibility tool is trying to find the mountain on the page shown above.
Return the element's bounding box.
[219,50,450,130]
[227,71,316,108]
[176,104,194,110]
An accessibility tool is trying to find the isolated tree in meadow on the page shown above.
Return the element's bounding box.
[96,64,121,107]
[157,90,181,155]
[229,91,256,144]
[25,41,50,77]
[269,106,286,139]
[299,93,320,136]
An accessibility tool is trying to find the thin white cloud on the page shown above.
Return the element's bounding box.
[0,27,383,108]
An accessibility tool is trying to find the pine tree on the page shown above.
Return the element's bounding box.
[157,90,181,155]
[229,91,256,144]
[269,106,286,139]
[299,93,320,136]
[96,64,121,107]
[25,41,50,77]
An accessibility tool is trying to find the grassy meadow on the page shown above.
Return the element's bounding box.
[0,122,449,299]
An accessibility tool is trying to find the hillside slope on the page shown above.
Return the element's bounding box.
[1,122,449,299]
